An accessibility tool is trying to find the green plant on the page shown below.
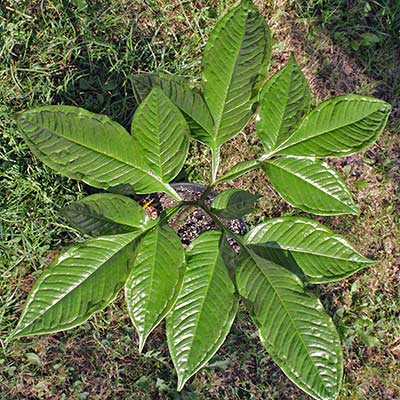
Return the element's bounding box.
[9,1,391,399]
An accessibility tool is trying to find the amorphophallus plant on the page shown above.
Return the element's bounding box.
[10,1,391,399]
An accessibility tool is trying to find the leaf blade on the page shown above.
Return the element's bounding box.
[166,231,238,390]
[125,224,185,352]
[211,188,261,219]
[17,106,180,199]
[61,193,151,236]
[263,156,358,215]
[216,159,261,183]
[202,0,271,147]
[237,250,343,400]
[245,216,374,283]
[130,73,215,143]
[256,54,312,152]
[275,95,391,157]
[11,231,142,339]
[131,87,190,183]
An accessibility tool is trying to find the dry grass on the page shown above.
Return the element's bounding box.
[1,0,399,399]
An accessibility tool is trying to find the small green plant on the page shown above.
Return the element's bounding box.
[9,1,391,399]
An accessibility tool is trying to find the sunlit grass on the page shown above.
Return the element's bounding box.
[1,1,399,399]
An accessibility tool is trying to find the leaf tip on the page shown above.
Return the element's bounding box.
[14,110,29,131]
[138,335,147,354]
[381,100,392,112]
[14,111,24,122]
[5,334,15,345]
[148,85,163,98]
[59,205,70,219]
[6,327,22,343]
[288,52,297,64]
[348,203,360,216]
[176,375,189,392]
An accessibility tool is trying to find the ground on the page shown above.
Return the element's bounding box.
[1,1,399,399]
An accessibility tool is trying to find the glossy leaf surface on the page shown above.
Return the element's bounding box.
[216,159,260,183]
[11,232,142,339]
[125,224,185,352]
[62,193,151,236]
[263,156,358,215]
[131,87,190,182]
[275,95,391,157]
[211,188,261,219]
[237,250,343,400]
[257,54,311,152]
[246,217,374,283]
[202,0,271,149]
[167,231,238,390]
[131,73,214,143]
[17,106,180,199]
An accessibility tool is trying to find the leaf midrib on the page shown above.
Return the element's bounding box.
[153,98,165,179]
[182,240,221,372]
[248,253,331,394]
[218,159,260,182]
[141,226,166,336]
[248,241,370,263]
[275,100,383,152]
[208,9,247,144]
[26,115,171,191]
[16,234,139,336]
[71,206,143,232]
[267,62,292,150]
[175,83,214,136]
[267,158,354,210]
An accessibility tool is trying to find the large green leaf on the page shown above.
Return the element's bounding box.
[274,95,391,157]
[125,224,185,352]
[211,188,261,219]
[62,193,151,236]
[131,87,190,182]
[237,250,343,400]
[131,73,214,143]
[202,0,271,176]
[256,54,311,152]
[216,159,261,183]
[246,217,374,283]
[17,106,180,199]
[10,231,142,339]
[167,231,238,390]
[262,156,358,215]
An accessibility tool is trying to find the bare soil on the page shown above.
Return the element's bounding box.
[140,183,247,251]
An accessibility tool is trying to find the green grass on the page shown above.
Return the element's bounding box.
[292,0,400,108]
[1,0,399,399]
